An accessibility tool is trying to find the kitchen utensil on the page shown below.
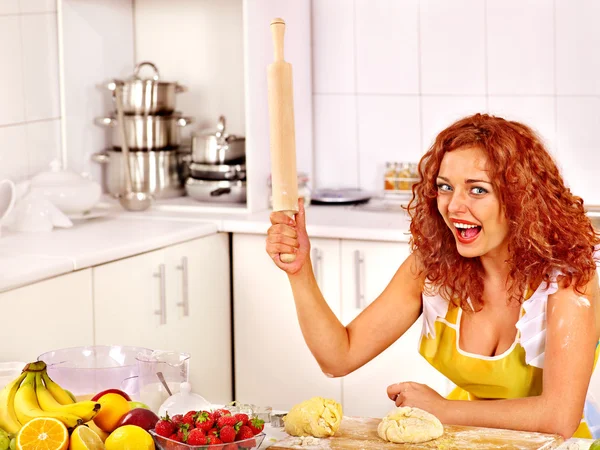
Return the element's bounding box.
[37,345,152,400]
[103,61,186,115]
[91,150,186,199]
[114,86,153,212]
[0,179,16,236]
[136,350,190,413]
[188,161,246,181]
[157,381,211,418]
[267,18,299,263]
[270,416,563,449]
[95,113,193,151]
[191,115,246,164]
[311,188,372,205]
[5,192,73,232]
[185,178,246,203]
[29,160,101,214]
[156,372,172,396]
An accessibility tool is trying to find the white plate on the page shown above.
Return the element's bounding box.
[66,208,110,221]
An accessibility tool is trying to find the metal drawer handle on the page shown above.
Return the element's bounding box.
[312,247,322,286]
[354,250,365,309]
[153,264,167,325]
[176,256,189,317]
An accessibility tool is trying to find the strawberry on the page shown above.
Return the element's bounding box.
[212,408,231,419]
[183,410,197,427]
[168,433,181,442]
[237,425,257,448]
[210,436,223,444]
[195,410,215,432]
[187,428,207,445]
[207,428,219,439]
[171,414,185,428]
[217,415,240,428]
[177,423,190,443]
[219,425,237,443]
[233,413,249,426]
[155,419,175,438]
[223,444,239,450]
[248,417,265,435]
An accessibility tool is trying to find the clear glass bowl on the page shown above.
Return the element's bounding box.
[149,430,266,450]
[38,345,151,400]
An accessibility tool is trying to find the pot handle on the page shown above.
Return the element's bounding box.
[94,117,116,127]
[91,152,110,164]
[210,187,231,197]
[177,117,194,127]
[134,61,160,81]
[175,84,188,93]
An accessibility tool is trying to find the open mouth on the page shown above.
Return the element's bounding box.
[454,222,482,242]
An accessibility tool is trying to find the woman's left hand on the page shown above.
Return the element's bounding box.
[387,382,448,419]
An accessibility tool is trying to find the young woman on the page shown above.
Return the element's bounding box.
[265,113,600,439]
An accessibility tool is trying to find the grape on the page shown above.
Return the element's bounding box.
[0,434,9,450]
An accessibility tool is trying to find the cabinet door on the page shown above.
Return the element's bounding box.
[233,234,342,410]
[165,234,232,405]
[93,248,168,350]
[340,240,448,418]
[0,270,94,362]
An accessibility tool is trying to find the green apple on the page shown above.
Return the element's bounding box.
[128,401,150,410]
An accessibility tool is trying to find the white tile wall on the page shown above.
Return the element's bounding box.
[311,0,600,205]
[0,0,61,183]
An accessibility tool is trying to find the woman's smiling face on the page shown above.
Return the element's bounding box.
[436,146,510,259]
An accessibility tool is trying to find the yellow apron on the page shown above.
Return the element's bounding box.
[419,293,599,438]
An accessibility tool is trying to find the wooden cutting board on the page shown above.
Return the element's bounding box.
[269,416,564,449]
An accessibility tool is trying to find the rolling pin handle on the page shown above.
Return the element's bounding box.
[280,209,297,263]
[270,18,286,62]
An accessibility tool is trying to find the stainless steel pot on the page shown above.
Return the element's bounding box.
[103,62,186,115]
[188,161,246,181]
[95,114,193,151]
[185,178,246,203]
[191,116,245,164]
[91,150,186,199]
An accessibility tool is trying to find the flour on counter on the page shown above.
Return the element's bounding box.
[289,436,329,448]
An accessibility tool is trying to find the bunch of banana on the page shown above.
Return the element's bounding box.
[0,361,101,433]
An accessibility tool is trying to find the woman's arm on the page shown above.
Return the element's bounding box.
[288,252,424,378]
[389,272,600,439]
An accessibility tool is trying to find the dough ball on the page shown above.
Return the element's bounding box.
[283,397,343,438]
[377,406,443,444]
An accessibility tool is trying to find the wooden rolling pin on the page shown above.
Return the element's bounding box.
[267,18,299,263]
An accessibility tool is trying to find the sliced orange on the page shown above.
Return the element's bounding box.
[69,425,105,450]
[17,417,69,450]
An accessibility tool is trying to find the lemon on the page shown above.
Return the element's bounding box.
[105,426,154,450]
[590,439,600,450]
[69,426,105,450]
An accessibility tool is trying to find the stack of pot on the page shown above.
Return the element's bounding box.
[186,116,247,203]
[93,62,193,199]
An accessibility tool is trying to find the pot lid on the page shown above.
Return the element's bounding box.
[110,61,178,87]
[31,159,95,187]
[194,115,245,143]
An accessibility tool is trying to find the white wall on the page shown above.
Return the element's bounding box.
[311,0,600,206]
[0,0,61,182]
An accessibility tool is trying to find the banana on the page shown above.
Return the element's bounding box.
[35,373,100,422]
[13,372,82,428]
[0,372,26,434]
[41,371,74,405]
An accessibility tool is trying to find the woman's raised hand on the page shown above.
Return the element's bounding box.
[266,198,310,274]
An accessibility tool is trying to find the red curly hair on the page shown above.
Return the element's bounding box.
[407,113,600,309]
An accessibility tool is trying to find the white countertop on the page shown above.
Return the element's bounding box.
[0,198,411,293]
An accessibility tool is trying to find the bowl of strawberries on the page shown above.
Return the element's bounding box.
[150,407,266,449]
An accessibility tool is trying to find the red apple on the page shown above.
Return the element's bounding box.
[91,388,131,402]
[115,408,159,431]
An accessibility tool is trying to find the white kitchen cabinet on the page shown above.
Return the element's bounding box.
[0,270,94,362]
[340,239,449,418]
[93,233,232,404]
[233,234,342,410]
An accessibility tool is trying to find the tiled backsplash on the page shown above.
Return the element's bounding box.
[312,0,600,205]
[0,0,61,182]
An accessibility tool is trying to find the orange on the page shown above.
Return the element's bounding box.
[92,393,130,433]
[84,421,109,442]
[16,417,68,450]
[69,426,105,450]
[104,425,154,450]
